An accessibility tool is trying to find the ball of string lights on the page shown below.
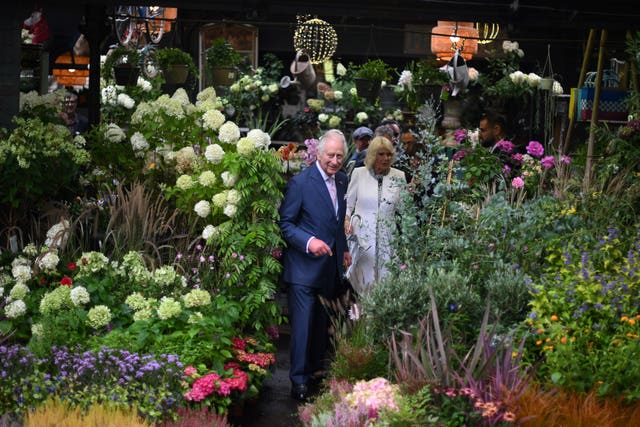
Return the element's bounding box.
[293,16,338,64]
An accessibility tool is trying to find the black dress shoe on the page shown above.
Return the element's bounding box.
[291,383,309,402]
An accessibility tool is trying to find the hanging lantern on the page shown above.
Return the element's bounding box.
[430,21,478,62]
[52,52,89,88]
[475,22,500,45]
[293,16,338,64]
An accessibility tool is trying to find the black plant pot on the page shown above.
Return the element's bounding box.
[114,65,140,86]
[354,78,381,104]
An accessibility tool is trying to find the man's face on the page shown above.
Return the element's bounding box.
[318,137,345,176]
[479,118,495,146]
[354,136,371,151]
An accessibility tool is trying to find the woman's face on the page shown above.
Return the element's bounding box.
[374,148,393,173]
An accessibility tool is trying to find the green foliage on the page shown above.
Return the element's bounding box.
[156,47,199,83]
[0,116,90,209]
[206,38,242,68]
[525,227,640,398]
[353,58,395,82]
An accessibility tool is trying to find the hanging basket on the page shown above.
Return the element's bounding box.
[354,78,380,103]
[163,64,189,85]
[114,64,140,86]
[540,44,554,91]
[210,66,237,87]
[539,78,554,90]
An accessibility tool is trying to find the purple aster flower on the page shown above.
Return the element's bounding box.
[526,140,545,157]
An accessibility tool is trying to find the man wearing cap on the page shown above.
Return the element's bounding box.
[344,126,373,177]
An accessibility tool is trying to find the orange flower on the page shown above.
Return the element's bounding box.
[550,314,559,321]
[560,337,567,344]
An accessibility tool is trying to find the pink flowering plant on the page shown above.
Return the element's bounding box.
[182,336,276,413]
[508,140,571,196]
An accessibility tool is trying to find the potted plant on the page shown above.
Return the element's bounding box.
[102,46,141,86]
[206,38,242,87]
[353,59,395,103]
[156,47,198,85]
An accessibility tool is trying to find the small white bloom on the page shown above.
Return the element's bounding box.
[5,300,27,319]
[397,70,413,88]
[552,80,564,94]
[247,129,270,149]
[137,76,152,92]
[45,219,70,248]
[70,286,90,306]
[318,113,329,123]
[218,121,241,144]
[329,115,341,128]
[74,134,87,147]
[223,203,237,218]
[130,131,149,155]
[212,191,228,208]
[226,189,241,205]
[11,264,31,282]
[336,63,347,76]
[194,200,211,218]
[105,123,126,143]
[203,109,226,131]
[333,90,343,100]
[37,252,59,271]
[527,73,541,88]
[204,143,225,164]
[221,171,238,188]
[202,224,219,241]
[355,112,368,123]
[198,170,217,186]
[236,137,255,155]
[9,283,29,300]
[117,93,135,109]
[176,174,194,190]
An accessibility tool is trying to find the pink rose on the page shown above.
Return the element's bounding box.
[512,176,525,189]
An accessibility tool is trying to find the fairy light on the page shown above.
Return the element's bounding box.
[293,15,338,64]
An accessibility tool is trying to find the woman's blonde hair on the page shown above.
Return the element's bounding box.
[364,136,396,169]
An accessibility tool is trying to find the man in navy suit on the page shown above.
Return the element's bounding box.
[278,129,352,402]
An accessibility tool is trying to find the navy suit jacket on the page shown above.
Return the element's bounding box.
[279,162,349,289]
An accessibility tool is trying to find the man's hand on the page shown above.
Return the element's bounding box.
[308,237,333,256]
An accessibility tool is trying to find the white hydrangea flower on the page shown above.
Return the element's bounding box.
[31,323,44,338]
[70,286,90,306]
[333,90,343,100]
[131,101,153,124]
[87,305,112,329]
[182,289,211,308]
[101,85,117,105]
[223,204,237,218]
[218,121,241,144]
[247,129,270,149]
[37,251,59,271]
[157,297,182,320]
[203,109,225,131]
[197,86,217,103]
[105,123,126,143]
[212,191,228,208]
[318,113,329,123]
[174,146,198,174]
[336,63,347,76]
[137,76,152,92]
[202,224,219,241]
[226,189,241,205]
[329,115,341,128]
[350,87,357,96]
[194,200,211,218]
[74,134,87,147]
[171,88,190,106]
[221,171,238,188]
[198,170,216,187]
[5,300,27,319]
[204,143,225,164]
[130,132,149,156]
[236,137,255,155]
[509,70,527,85]
[117,93,135,109]
[176,174,194,190]
[356,112,368,123]
[9,283,29,300]
[11,264,32,282]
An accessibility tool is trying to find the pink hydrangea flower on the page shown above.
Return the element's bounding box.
[494,139,515,154]
[510,153,523,164]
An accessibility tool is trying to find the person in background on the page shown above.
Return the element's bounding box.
[344,126,373,177]
[478,112,508,151]
[59,92,89,136]
[344,136,406,294]
[278,129,352,402]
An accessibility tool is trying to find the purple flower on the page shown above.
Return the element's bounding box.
[526,140,544,157]
[561,154,571,165]
[453,129,468,143]
[510,153,523,164]
[511,176,525,189]
[541,155,555,169]
[495,139,515,153]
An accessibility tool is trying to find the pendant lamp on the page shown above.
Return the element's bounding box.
[431,21,478,62]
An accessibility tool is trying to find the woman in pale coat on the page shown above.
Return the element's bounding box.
[344,136,406,294]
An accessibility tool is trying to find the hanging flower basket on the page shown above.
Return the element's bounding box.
[113,64,140,86]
